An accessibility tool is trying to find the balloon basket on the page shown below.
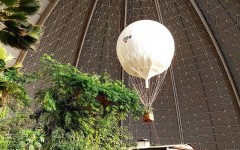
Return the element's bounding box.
[143,111,154,122]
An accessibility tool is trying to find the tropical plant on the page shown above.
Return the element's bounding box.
[0,0,42,50]
[0,109,42,149]
[0,46,39,149]
[31,54,144,149]
[9,129,44,150]
[0,134,9,149]
[0,46,33,108]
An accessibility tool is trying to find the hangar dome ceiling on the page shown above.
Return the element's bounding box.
[20,0,239,149]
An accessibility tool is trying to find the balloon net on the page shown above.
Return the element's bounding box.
[129,70,168,109]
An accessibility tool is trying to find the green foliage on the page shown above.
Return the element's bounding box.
[0,106,9,119]
[0,134,9,150]
[0,0,42,50]
[10,129,44,150]
[31,55,144,149]
[3,0,40,15]
[47,119,131,150]
[0,109,37,138]
[39,54,143,117]
[0,46,38,109]
[43,91,56,111]
[0,57,36,107]
[0,109,41,149]
[0,52,143,149]
[0,0,18,7]
[0,45,40,149]
[0,107,44,149]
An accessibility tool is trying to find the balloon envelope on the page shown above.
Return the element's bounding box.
[116,20,175,86]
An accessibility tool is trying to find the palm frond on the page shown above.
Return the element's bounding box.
[0,0,18,7]
[0,30,17,48]
[5,13,28,22]
[27,25,41,39]
[0,28,41,51]
[0,0,42,51]
[19,34,39,50]
[3,20,24,35]
[6,0,40,16]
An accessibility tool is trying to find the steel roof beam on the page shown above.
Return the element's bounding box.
[190,0,240,108]
[74,0,98,67]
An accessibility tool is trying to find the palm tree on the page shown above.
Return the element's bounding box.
[0,0,42,51]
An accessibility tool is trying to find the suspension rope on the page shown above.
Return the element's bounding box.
[129,70,167,108]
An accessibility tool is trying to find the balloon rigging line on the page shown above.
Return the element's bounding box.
[129,70,168,108]
[117,19,175,145]
[154,0,164,24]
[151,71,168,105]
[151,122,160,145]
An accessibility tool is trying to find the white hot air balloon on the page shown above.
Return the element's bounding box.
[117,20,175,88]
[116,20,175,122]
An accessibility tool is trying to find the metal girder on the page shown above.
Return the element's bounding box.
[190,0,240,109]
[73,0,99,67]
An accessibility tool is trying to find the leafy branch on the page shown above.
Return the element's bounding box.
[32,54,144,149]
